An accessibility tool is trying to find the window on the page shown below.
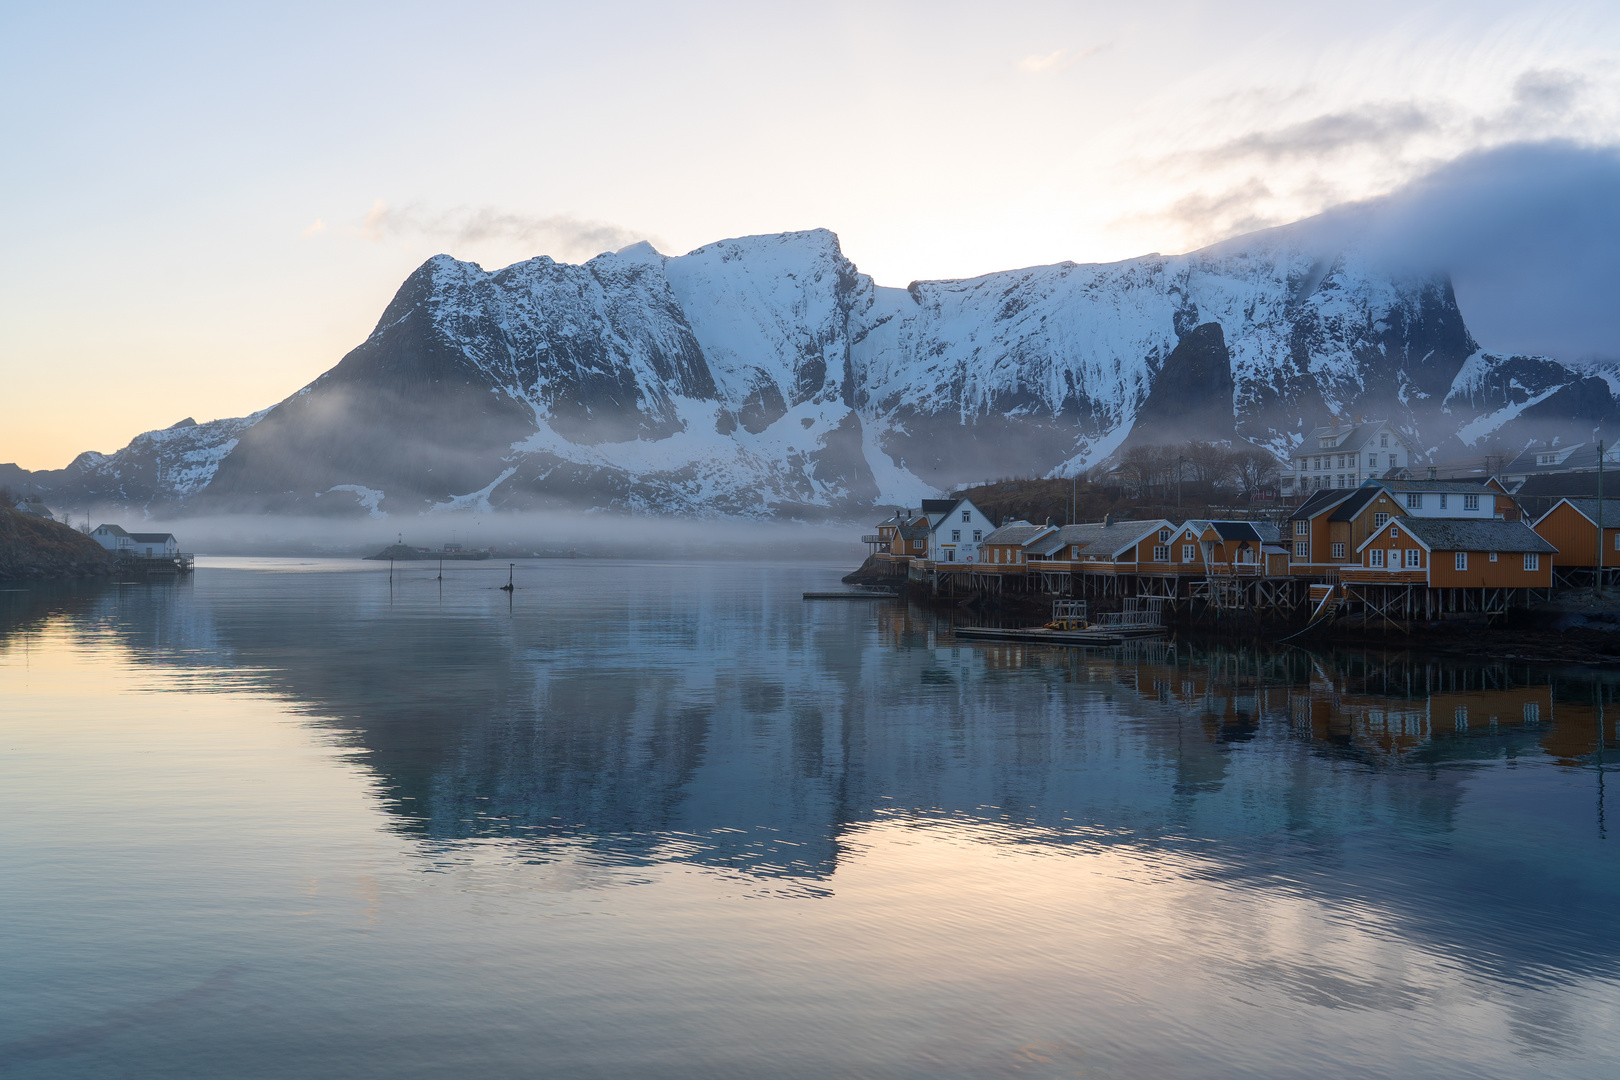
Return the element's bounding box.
[972,530,982,542]
[1406,493,1422,509]
[1390,526,1400,538]
[1336,455,1344,468]
[1405,549,1421,568]
[1368,454,1378,468]
[1332,542,1345,559]
[951,529,961,542]
[1182,544,1196,562]
[1298,458,1307,471]
[1380,434,1388,448]
[1314,457,1322,469]
[1489,551,1497,562]
[1538,452,1556,465]
[913,541,923,552]
[1319,438,1332,448]
[1295,521,1308,536]
[1464,494,1479,511]
[1158,528,1171,542]
[1614,533,1620,550]
[1455,552,1468,571]
[1524,552,1540,571]
[1374,512,1390,529]
[1294,540,1308,558]
[1153,545,1169,562]
[1439,494,1448,510]
[1369,549,1385,568]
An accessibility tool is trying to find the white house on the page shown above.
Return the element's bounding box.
[92,524,179,556]
[1285,418,1416,496]
[920,498,996,563]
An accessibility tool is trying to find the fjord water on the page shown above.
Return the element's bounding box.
[3,561,1618,1079]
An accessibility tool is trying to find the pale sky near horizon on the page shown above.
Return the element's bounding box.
[3,0,1618,470]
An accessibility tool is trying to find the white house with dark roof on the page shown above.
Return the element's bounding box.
[921,498,995,563]
[91,524,179,556]
[1285,418,1416,496]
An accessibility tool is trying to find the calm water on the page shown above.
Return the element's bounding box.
[2,559,1619,1079]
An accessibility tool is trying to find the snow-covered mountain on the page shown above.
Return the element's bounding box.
[17,225,1620,518]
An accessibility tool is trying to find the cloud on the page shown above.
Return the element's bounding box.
[1346,141,1620,363]
[300,218,327,237]
[1016,45,1105,73]
[1205,102,1440,163]
[1163,180,1281,239]
[351,200,655,262]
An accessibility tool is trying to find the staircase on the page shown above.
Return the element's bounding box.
[1304,583,1343,627]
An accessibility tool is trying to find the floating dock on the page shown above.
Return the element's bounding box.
[954,625,1165,646]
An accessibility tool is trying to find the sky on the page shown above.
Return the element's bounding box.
[2,0,1618,471]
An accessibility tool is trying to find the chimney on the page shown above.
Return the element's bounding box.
[1103,513,1113,527]
[1354,413,1364,424]
[1045,517,1054,527]
[1427,466,1438,480]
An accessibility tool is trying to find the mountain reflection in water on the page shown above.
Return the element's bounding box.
[2,559,1618,1078]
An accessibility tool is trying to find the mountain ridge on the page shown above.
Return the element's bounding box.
[11,224,1617,518]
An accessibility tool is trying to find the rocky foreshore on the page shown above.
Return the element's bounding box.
[0,508,117,580]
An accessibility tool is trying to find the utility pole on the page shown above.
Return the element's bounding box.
[1598,439,1606,600]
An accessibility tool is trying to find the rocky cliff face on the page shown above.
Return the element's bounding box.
[17,225,1620,518]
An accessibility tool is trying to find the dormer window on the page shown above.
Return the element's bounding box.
[1319,438,1333,448]
[1537,453,1557,465]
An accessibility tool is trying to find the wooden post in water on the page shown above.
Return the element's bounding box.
[501,563,515,592]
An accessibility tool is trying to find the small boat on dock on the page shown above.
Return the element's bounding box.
[955,598,1168,647]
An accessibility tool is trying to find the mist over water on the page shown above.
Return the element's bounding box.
[2,560,1618,1078]
[90,511,870,562]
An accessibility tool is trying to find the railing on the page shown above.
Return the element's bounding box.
[1208,563,1263,578]
[1089,596,1167,630]
[861,534,884,544]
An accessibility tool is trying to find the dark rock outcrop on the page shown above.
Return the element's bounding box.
[0,508,116,580]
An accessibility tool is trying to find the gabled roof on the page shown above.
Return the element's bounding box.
[128,532,176,543]
[1288,488,1357,521]
[1327,487,1382,522]
[896,523,930,541]
[1534,498,1620,530]
[1208,521,1265,542]
[981,521,1049,547]
[1356,517,1555,555]
[1302,419,1403,453]
[93,523,130,537]
[1373,478,1492,492]
[1040,519,1173,558]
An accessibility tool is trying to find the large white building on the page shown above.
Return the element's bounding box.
[919,498,995,563]
[1284,419,1416,496]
